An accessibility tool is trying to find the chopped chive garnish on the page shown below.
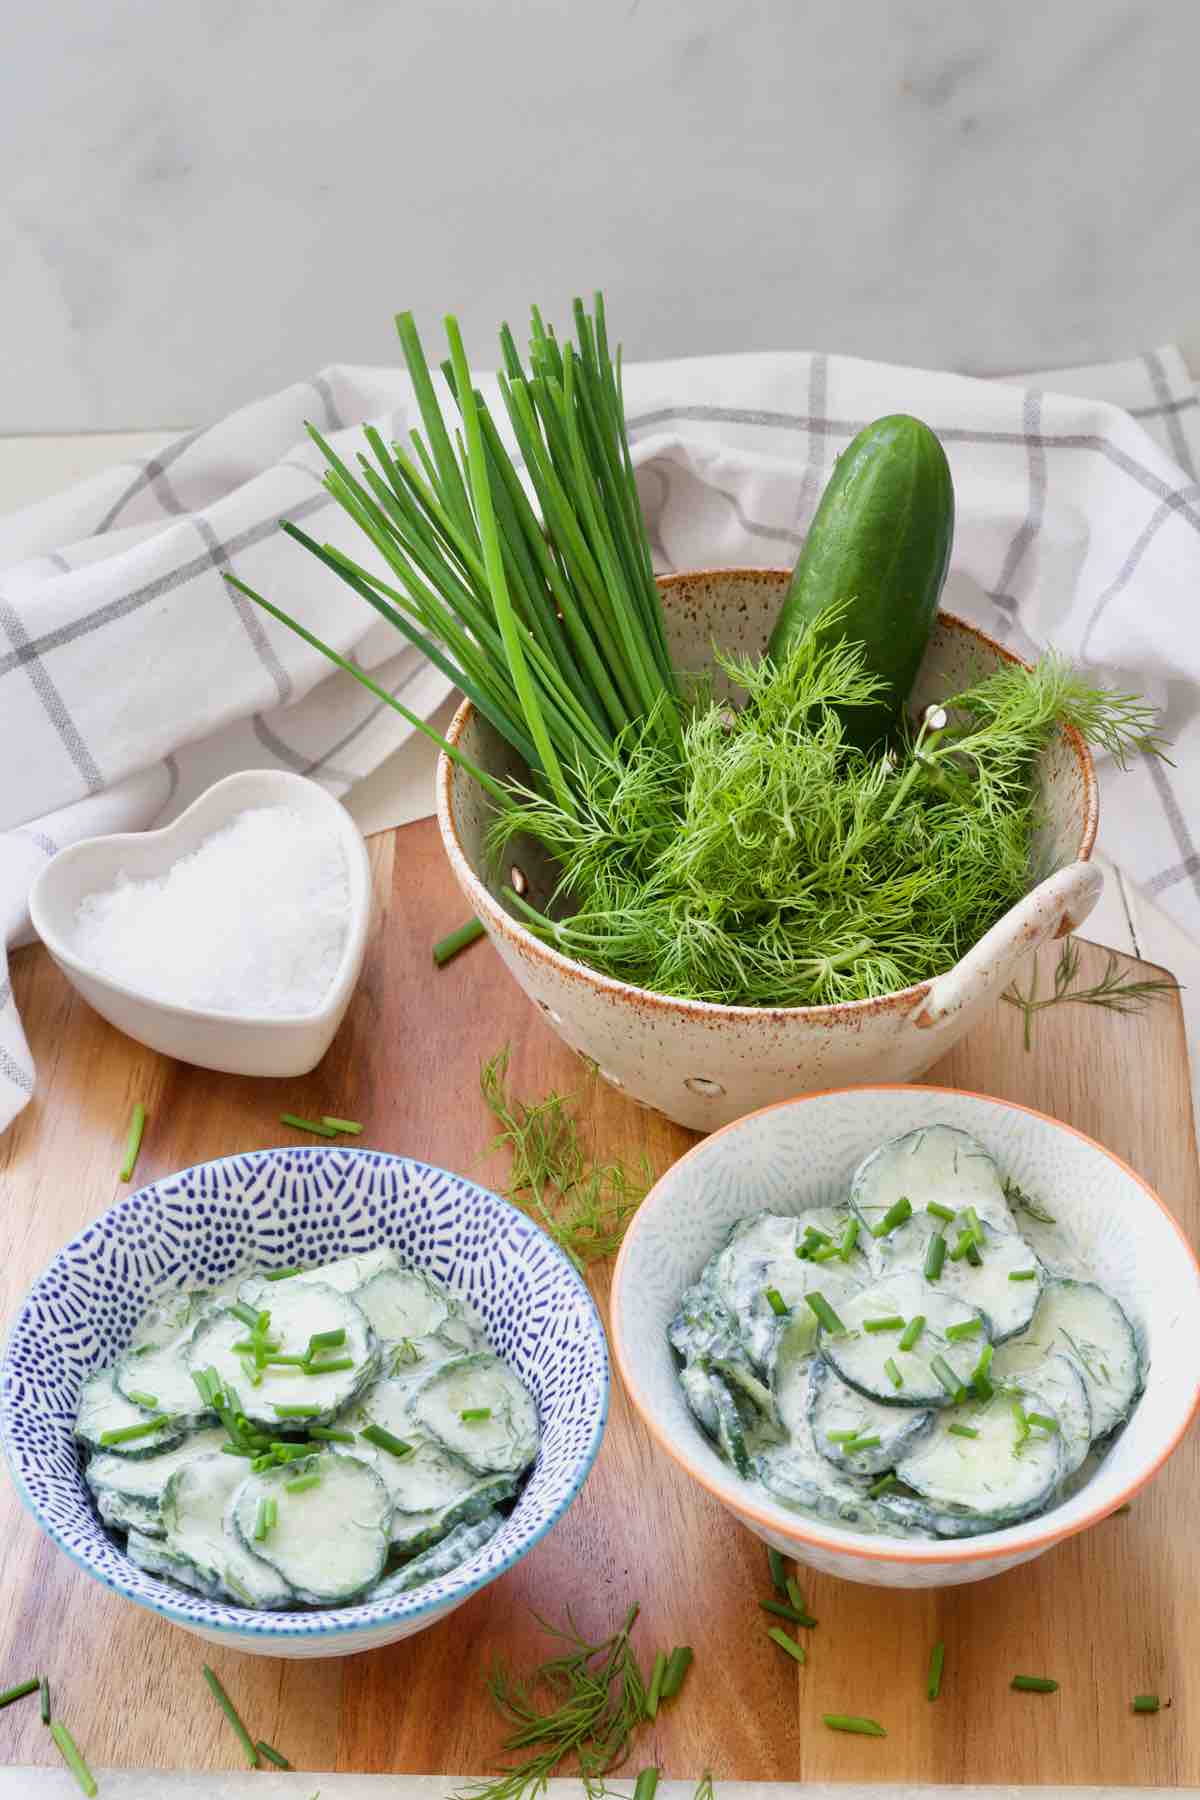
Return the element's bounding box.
[191,1369,214,1406]
[868,1472,897,1497]
[233,1338,280,1355]
[433,917,486,967]
[948,1232,971,1262]
[307,1328,346,1353]
[931,1356,966,1403]
[945,1318,982,1341]
[251,1454,274,1472]
[767,1626,806,1665]
[823,1714,886,1736]
[99,1415,172,1446]
[361,1423,413,1458]
[964,1235,983,1267]
[1011,1675,1058,1693]
[1027,1412,1058,1433]
[0,1677,39,1711]
[286,1472,321,1494]
[827,1429,860,1444]
[847,1433,881,1451]
[119,1102,147,1183]
[266,1354,309,1367]
[321,1116,363,1135]
[949,1424,979,1439]
[864,1314,905,1333]
[1009,1269,1038,1282]
[885,1357,904,1390]
[309,1426,355,1442]
[767,1546,788,1593]
[760,1599,817,1626]
[240,1356,262,1389]
[871,1196,912,1238]
[270,1441,316,1459]
[202,1664,259,1768]
[303,1356,354,1375]
[254,1497,273,1540]
[39,1675,50,1725]
[927,1641,945,1701]
[926,1202,956,1223]
[899,1314,926,1351]
[805,1292,846,1334]
[125,1390,159,1410]
[222,1444,255,1459]
[963,1206,982,1234]
[273,1403,321,1418]
[839,1218,860,1260]
[972,1342,995,1401]
[803,1226,833,1248]
[257,1739,292,1768]
[644,1651,667,1719]
[924,1234,947,1282]
[1012,1400,1031,1447]
[659,1645,694,1700]
[764,1287,789,1317]
[811,1244,839,1263]
[633,1770,659,1800]
[1132,1694,1161,1713]
[264,1266,303,1281]
[256,1310,271,1333]
[785,1577,807,1615]
[460,1407,493,1422]
[50,1722,98,1796]
[279,1112,338,1137]
[230,1301,260,1330]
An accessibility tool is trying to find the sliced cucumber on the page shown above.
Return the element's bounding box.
[125,1528,215,1593]
[240,1248,401,1306]
[86,1425,228,1532]
[160,1453,294,1609]
[868,1212,1043,1341]
[409,1354,538,1476]
[1002,1279,1141,1441]
[992,1347,1092,1476]
[710,1375,752,1477]
[187,1282,378,1430]
[349,1376,490,1515]
[114,1336,213,1431]
[678,1361,721,1439]
[668,1282,744,1366]
[707,1210,864,1374]
[807,1356,934,1475]
[388,1473,516,1556]
[96,1487,164,1538]
[368,1511,506,1601]
[819,1271,987,1407]
[896,1387,1064,1525]
[232,1453,391,1604]
[127,1290,205,1353]
[757,1363,877,1528]
[354,1267,452,1344]
[850,1126,1016,1267]
[75,1369,187,1458]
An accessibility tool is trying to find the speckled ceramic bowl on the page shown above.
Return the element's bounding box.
[438,571,1100,1131]
[0,1148,608,1658]
[611,1086,1200,1588]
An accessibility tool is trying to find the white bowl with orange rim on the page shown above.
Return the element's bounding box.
[610,1086,1200,1588]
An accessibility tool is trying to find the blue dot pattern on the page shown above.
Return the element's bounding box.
[0,1148,609,1642]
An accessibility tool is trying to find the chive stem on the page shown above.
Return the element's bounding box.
[764,1287,788,1317]
[309,1426,356,1442]
[949,1424,979,1439]
[927,1641,945,1701]
[871,1197,913,1238]
[279,1112,339,1138]
[930,1356,967,1403]
[321,1116,363,1134]
[361,1424,413,1458]
[202,1664,259,1766]
[1026,1412,1058,1433]
[868,1472,897,1497]
[125,1390,159,1410]
[1011,1675,1058,1693]
[899,1314,926,1351]
[634,1770,659,1800]
[264,1266,303,1281]
[39,1675,50,1726]
[863,1315,905,1333]
[1009,1269,1038,1282]
[838,1219,860,1260]
[760,1599,817,1626]
[972,1342,995,1402]
[924,1234,947,1282]
[785,1577,807,1616]
[257,1739,292,1768]
[0,1677,39,1711]
[254,1497,273,1541]
[49,1722,98,1797]
[945,1318,982,1341]
[433,917,487,969]
[273,1403,321,1418]
[308,1328,347,1354]
[885,1357,904,1390]
[805,1292,846,1334]
[823,1714,887,1736]
[926,1202,956,1223]
[1132,1694,1161,1713]
[304,1357,354,1375]
[767,1545,788,1593]
[659,1645,693,1701]
[99,1415,173,1446]
[119,1102,147,1183]
[460,1407,493,1422]
[767,1627,806,1665]
[644,1651,667,1720]
[286,1472,321,1494]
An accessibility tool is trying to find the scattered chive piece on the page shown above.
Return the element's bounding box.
[1133,1695,1161,1714]
[633,1770,660,1800]
[871,1196,913,1238]
[1112,1503,1132,1516]
[266,1354,309,1367]
[269,1442,316,1460]
[303,1356,354,1375]
[433,917,486,967]
[946,1318,982,1341]
[838,1218,860,1260]
[785,1577,806,1615]
[1009,1269,1038,1282]
[240,1355,262,1389]
[1011,1675,1058,1693]
[767,1546,788,1593]
[846,1433,881,1451]
[767,1627,806,1665]
[805,1292,846,1334]
[863,1315,905,1333]
[948,1233,971,1262]
[924,1234,947,1282]
[803,1227,833,1248]
[257,1739,292,1768]
[764,1287,789,1317]
[926,1202,956,1223]
[1027,1412,1058,1433]
[964,1235,983,1267]
[811,1244,839,1263]
[264,1266,303,1281]
[254,1497,273,1541]
[361,1423,413,1458]
[760,1599,817,1626]
[310,1426,355,1443]
[233,1338,280,1355]
[256,1310,271,1333]
[191,1369,215,1407]
[972,1342,995,1401]
[460,1407,493,1422]
[49,1722,98,1797]
[1012,1400,1031,1447]
[0,1677,39,1712]
[202,1664,259,1768]
[949,1424,979,1439]
[119,1102,147,1183]
[899,1314,926,1351]
[307,1328,346,1353]
[644,1651,667,1719]
[39,1675,50,1726]
[885,1357,904,1390]
[286,1472,321,1494]
[230,1302,260,1330]
[279,1113,338,1138]
[125,1390,159,1410]
[251,1454,274,1472]
[827,1429,860,1444]
[273,1403,321,1418]
[963,1206,982,1235]
[321,1116,363,1135]
[99,1416,172,1446]
[931,1356,966,1402]
[868,1472,897,1498]
[823,1715,886,1737]
[659,1646,693,1700]
[222,1444,255,1459]
[927,1641,945,1701]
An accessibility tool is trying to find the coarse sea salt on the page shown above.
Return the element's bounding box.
[71,805,350,1017]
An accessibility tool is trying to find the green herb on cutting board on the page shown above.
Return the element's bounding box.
[480,1045,650,1267]
[1003,936,1180,1050]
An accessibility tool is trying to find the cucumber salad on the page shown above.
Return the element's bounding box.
[75,1250,539,1608]
[670,1125,1143,1539]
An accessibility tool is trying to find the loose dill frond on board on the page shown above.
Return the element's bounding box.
[1002,936,1180,1051]
[480,1048,650,1268]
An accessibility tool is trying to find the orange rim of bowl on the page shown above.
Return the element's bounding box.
[436,578,1099,1026]
[610,1083,1200,1564]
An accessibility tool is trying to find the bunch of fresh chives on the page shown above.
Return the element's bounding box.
[226,296,680,823]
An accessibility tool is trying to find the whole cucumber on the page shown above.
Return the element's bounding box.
[768,414,954,749]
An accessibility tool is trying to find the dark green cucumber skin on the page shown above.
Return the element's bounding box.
[768,414,954,749]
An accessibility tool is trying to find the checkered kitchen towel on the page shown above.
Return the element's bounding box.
[3,344,1199,1129]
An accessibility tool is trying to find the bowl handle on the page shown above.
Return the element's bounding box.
[910,861,1104,1031]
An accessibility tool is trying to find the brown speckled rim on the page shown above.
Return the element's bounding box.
[610,1084,1200,1565]
[436,576,1098,1026]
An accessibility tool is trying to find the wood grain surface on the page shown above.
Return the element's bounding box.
[0,817,1195,1786]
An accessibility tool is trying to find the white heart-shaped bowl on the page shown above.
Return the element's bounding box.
[29,770,371,1078]
[611,1086,1200,1588]
[0,1147,609,1657]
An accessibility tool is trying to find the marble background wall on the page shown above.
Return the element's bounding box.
[3,0,1197,430]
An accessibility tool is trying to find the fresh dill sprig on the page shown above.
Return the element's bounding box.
[1002,937,1179,1051]
[480,1046,650,1268]
[1002,1177,1056,1225]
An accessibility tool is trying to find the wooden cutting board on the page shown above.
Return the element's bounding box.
[0,818,1195,1788]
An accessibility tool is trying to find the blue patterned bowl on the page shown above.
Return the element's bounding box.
[0,1148,609,1657]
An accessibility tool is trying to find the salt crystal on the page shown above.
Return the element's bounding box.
[71,806,351,1017]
